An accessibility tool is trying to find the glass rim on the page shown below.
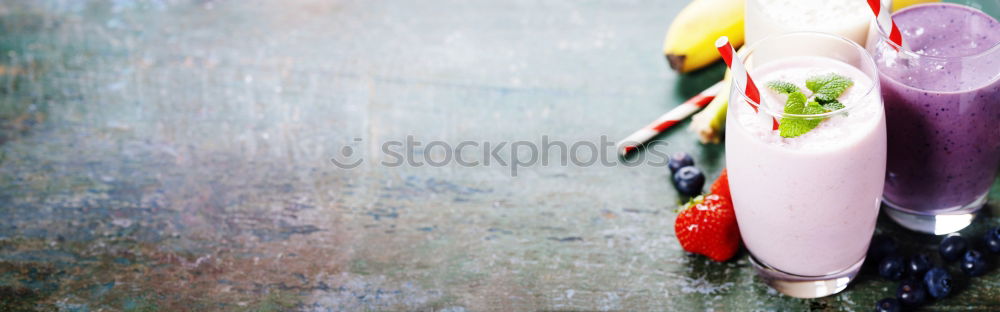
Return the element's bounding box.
[732,31,880,119]
[874,2,1000,61]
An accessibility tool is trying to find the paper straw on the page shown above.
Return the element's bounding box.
[617,80,724,156]
[867,0,904,50]
[715,36,779,131]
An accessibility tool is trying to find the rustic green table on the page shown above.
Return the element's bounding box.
[1,0,997,311]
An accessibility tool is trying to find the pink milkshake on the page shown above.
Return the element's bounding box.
[726,32,887,298]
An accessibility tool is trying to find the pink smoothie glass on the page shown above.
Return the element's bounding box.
[726,32,887,298]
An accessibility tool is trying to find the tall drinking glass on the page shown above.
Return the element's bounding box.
[745,0,874,45]
[866,0,1000,234]
[727,32,887,298]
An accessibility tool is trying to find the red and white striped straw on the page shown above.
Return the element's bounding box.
[617,80,724,156]
[867,0,904,50]
[715,36,779,131]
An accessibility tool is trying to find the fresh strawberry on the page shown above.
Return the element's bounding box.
[709,168,730,198]
[674,194,740,262]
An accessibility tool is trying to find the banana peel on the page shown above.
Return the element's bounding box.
[893,0,940,11]
[663,0,744,73]
[689,70,731,144]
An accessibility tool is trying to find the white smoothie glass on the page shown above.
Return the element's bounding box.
[745,0,876,45]
[726,32,887,298]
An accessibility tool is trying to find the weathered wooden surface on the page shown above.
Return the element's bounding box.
[0,0,997,311]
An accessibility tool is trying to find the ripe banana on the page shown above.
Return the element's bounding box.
[663,0,744,73]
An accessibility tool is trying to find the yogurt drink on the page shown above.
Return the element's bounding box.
[729,57,886,276]
[746,0,872,45]
[867,3,1000,234]
[727,33,886,298]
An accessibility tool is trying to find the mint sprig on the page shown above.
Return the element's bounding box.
[778,96,826,138]
[767,81,801,94]
[821,100,845,111]
[768,73,854,138]
[782,92,807,114]
[806,73,854,103]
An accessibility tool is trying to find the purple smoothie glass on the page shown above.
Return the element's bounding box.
[866,0,1000,234]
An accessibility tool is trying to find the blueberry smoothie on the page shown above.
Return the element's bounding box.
[870,3,1000,221]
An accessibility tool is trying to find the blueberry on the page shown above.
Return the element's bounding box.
[907,253,932,278]
[960,249,989,277]
[672,166,705,196]
[939,235,968,262]
[923,267,952,299]
[667,152,695,173]
[878,255,905,280]
[868,235,897,264]
[875,298,900,312]
[985,226,1000,254]
[896,279,927,306]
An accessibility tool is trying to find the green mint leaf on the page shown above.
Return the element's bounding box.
[776,74,852,138]
[778,119,814,138]
[779,100,828,138]
[783,92,807,114]
[806,73,854,103]
[767,80,801,94]
[821,100,845,111]
[804,101,827,114]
